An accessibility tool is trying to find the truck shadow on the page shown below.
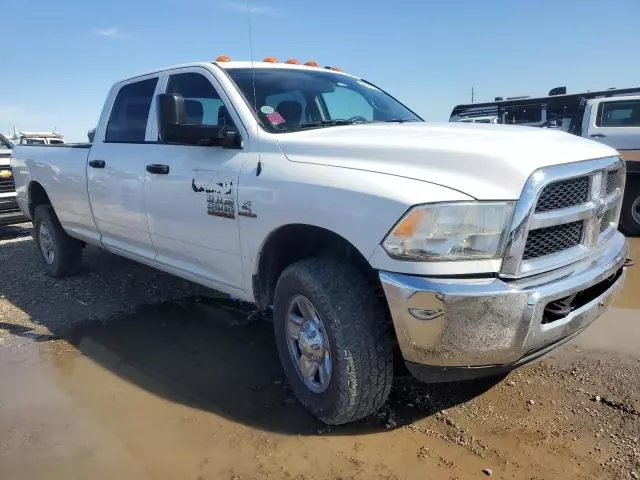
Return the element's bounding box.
[63,298,501,436]
[0,237,501,436]
[0,223,32,240]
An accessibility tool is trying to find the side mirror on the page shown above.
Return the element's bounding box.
[157,93,219,146]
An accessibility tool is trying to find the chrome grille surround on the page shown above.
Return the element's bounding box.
[501,156,625,279]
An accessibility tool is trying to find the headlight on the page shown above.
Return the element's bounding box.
[382,202,515,261]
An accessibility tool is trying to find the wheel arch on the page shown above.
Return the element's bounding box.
[252,223,386,314]
[27,181,52,219]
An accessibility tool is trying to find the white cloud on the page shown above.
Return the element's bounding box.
[93,26,128,39]
[217,0,282,17]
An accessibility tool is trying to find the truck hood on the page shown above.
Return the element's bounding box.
[276,122,618,199]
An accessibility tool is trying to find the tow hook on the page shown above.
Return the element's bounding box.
[624,258,635,268]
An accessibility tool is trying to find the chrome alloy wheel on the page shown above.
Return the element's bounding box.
[632,196,640,225]
[38,221,55,265]
[285,295,332,394]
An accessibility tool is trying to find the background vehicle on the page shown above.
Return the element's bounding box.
[18,131,64,145]
[451,86,640,235]
[449,86,640,127]
[10,59,629,424]
[0,132,28,226]
[456,115,499,124]
[567,96,640,234]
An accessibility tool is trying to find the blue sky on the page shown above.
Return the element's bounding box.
[1,0,639,141]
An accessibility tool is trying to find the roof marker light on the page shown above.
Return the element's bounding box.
[263,57,278,63]
[285,59,300,64]
[304,61,319,67]
[216,55,232,62]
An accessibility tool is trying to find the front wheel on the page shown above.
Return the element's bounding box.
[273,257,394,425]
[619,179,640,236]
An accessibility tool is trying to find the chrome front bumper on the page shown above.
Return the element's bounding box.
[380,232,628,377]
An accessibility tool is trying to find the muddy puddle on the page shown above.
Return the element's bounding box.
[1,238,638,479]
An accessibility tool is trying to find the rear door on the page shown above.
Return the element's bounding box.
[586,98,640,157]
[143,67,248,290]
[87,75,161,260]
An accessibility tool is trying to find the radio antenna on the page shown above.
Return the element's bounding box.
[246,0,262,175]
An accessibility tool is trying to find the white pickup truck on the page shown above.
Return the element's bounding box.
[11,59,630,424]
[568,95,640,234]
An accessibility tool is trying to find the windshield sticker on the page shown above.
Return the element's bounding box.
[266,111,285,125]
[260,105,275,114]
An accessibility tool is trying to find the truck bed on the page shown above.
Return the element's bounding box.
[11,144,97,239]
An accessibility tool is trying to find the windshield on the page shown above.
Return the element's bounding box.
[226,68,422,133]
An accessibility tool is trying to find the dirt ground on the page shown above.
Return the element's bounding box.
[0,223,639,480]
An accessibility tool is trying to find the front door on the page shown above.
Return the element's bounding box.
[587,98,640,151]
[87,76,160,260]
[144,68,248,291]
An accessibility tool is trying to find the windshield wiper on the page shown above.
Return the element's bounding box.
[291,119,369,130]
[384,118,420,123]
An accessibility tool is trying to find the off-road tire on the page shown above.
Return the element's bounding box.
[33,205,83,277]
[273,257,394,425]
[619,179,640,236]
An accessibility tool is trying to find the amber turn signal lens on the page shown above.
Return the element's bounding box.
[393,209,427,237]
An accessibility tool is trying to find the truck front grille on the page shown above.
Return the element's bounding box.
[0,168,16,193]
[523,221,583,260]
[606,169,624,195]
[501,157,625,278]
[535,176,589,213]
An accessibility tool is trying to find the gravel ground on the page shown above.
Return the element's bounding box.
[0,223,215,342]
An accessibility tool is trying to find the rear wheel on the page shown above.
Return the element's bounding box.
[33,205,83,277]
[619,179,640,236]
[273,257,394,425]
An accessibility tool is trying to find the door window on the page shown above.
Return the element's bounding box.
[105,77,158,142]
[597,100,640,127]
[166,72,230,127]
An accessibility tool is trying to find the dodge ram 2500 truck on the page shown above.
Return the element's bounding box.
[11,59,630,425]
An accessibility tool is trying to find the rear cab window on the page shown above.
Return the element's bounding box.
[597,99,640,127]
[105,77,158,142]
